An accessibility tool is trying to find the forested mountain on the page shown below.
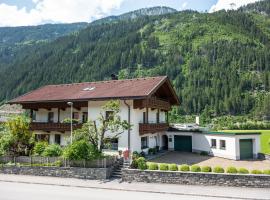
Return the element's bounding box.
[0,23,88,63]
[92,6,177,25]
[0,0,270,119]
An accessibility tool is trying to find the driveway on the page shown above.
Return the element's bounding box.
[150,151,270,171]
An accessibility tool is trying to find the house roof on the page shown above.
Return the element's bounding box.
[9,76,180,105]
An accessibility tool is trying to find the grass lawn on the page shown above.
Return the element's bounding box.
[222,130,270,154]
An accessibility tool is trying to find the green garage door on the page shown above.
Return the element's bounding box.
[240,139,253,160]
[174,136,192,152]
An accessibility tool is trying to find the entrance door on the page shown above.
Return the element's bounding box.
[240,139,253,160]
[174,136,192,152]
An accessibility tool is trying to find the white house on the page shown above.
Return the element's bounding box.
[167,127,261,160]
[9,76,179,153]
[9,76,261,160]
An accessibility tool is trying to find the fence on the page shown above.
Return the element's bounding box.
[0,156,118,168]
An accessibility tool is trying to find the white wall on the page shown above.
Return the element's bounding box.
[193,133,237,160]
[32,100,165,152]
[167,132,261,160]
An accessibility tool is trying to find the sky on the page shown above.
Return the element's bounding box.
[0,0,262,27]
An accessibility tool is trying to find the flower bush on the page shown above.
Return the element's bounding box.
[179,164,190,172]
[147,162,158,170]
[226,166,238,174]
[169,164,178,171]
[238,168,249,174]
[201,166,212,173]
[159,163,169,171]
[213,166,225,173]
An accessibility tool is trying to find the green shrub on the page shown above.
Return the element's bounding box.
[159,163,169,171]
[130,158,138,169]
[251,169,263,174]
[147,162,158,170]
[33,141,48,155]
[63,140,100,160]
[263,169,270,175]
[190,165,201,172]
[238,168,249,174]
[42,144,62,157]
[226,166,238,174]
[213,166,225,173]
[137,157,147,170]
[179,164,190,172]
[201,166,212,173]
[169,164,178,171]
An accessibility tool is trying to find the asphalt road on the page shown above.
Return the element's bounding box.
[0,181,239,200]
[0,175,269,200]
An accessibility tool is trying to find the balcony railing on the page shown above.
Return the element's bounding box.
[134,97,171,111]
[139,123,169,135]
[30,122,82,132]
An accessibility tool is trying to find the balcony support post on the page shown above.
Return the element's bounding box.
[58,108,60,123]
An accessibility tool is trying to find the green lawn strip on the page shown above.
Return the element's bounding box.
[221,130,270,154]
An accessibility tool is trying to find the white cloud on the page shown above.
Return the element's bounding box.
[209,0,261,13]
[180,2,188,10]
[0,0,124,27]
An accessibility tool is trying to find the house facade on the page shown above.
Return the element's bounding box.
[167,127,261,160]
[9,76,179,153]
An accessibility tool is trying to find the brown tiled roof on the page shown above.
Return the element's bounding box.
[10,76,178,104]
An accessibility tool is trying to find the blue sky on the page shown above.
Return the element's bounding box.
[0,0,260,27]
[0,0,217,12]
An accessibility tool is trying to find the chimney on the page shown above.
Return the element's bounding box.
[196,116,200,125]
[111,74,118,80]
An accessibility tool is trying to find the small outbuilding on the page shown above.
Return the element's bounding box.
[166,128,261,160]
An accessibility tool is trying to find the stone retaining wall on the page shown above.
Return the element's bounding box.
[0,166,113,180]
[122,169,270,188]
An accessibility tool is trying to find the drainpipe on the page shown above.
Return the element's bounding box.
[124,100,131,158]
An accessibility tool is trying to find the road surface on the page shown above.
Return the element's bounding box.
[0,175,269,200]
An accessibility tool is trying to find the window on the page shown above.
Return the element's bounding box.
[220,140,226,150]
[35,134,49,143]
[55,134,61,145]
[141,136,148,149]
[104,138,118,150]
[48,112,54,123]
[156,111,160,123]
[105,111,114,120]
[31,110,36,121]
[211,139,217,148]
[72,112,79,120]
[82,112,88,123]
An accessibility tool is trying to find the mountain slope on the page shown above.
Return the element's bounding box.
[92,6,177,25]
[0,1,270,118]
[0,23,88,64]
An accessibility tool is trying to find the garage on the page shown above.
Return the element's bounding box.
[240,139,253,160]
[174,135,192,152]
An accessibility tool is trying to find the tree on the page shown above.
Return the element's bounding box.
[73,100,131,152]
[0,115,34,156]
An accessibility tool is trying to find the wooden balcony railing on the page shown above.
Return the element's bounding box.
[134,97,171,111]
[139,123,169,135]
[30,122,82,132]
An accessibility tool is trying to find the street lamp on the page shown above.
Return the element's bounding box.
[67,102,73,144]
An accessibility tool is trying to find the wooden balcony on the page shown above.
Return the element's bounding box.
[139,123,169,135]
[134,97,171,111]
[30,122,82,132]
